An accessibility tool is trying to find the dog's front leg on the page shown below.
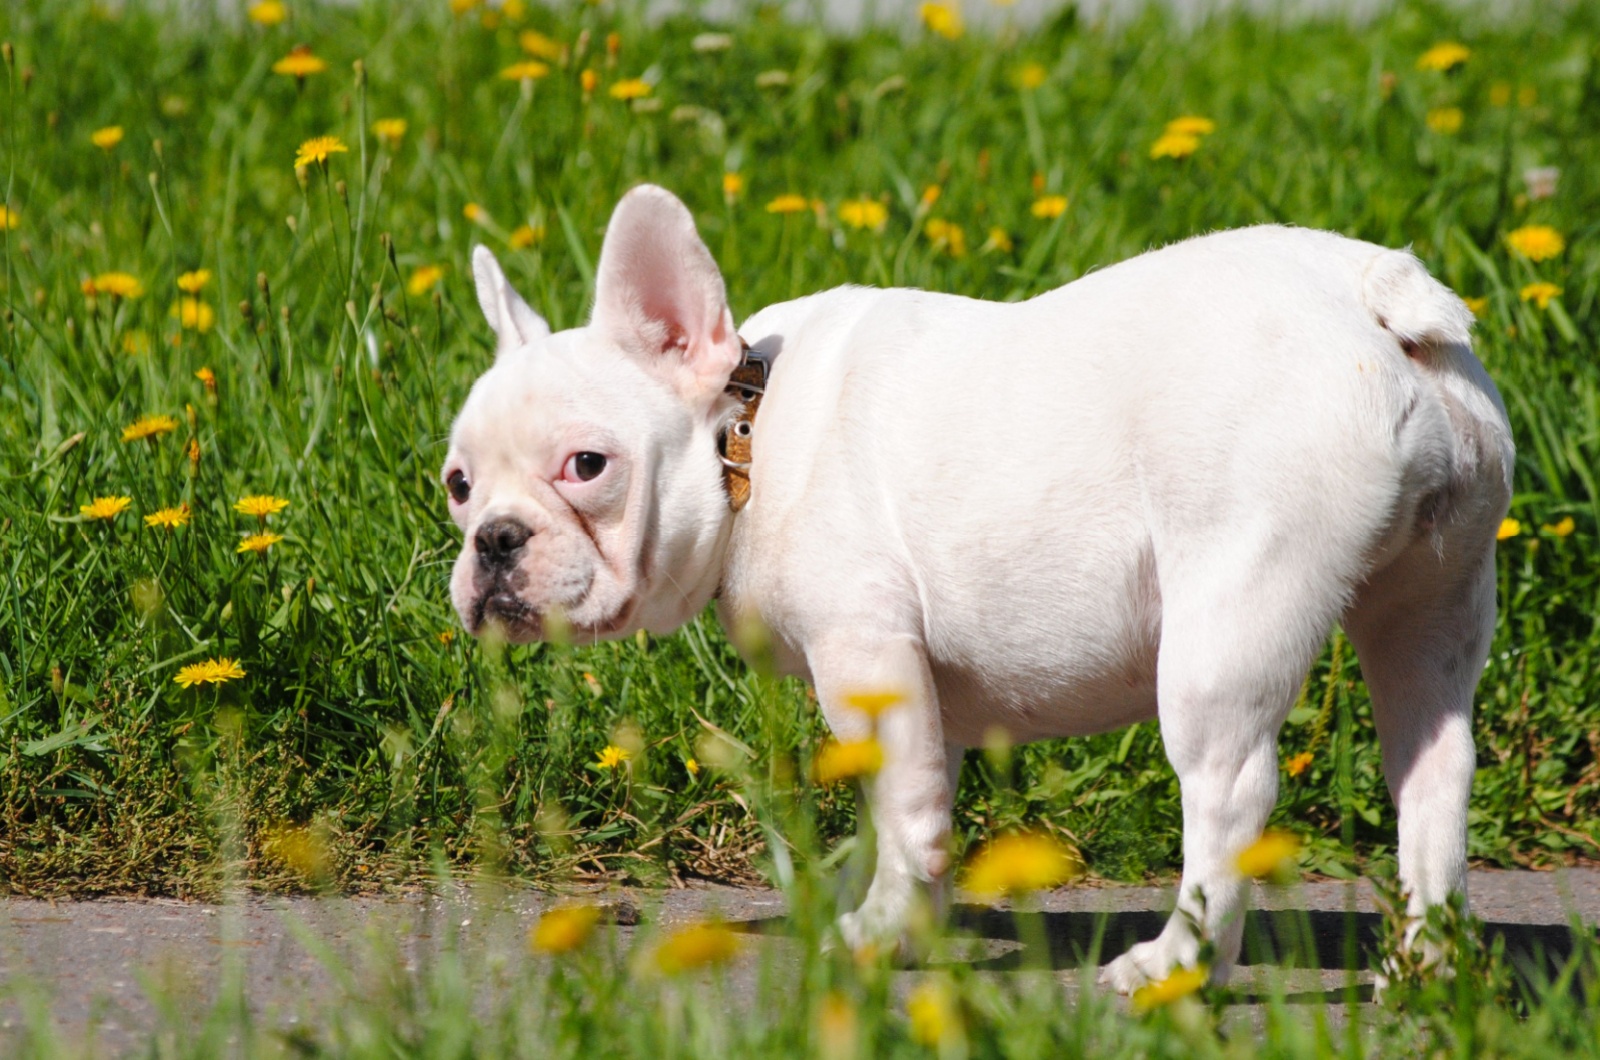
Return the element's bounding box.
[809,632,955,954]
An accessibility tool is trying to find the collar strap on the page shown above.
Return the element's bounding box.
[719,340,768,512]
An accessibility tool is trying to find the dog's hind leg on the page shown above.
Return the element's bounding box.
[808,631,956,954]
[1342,537,1497,943]
[1098,561,1340,994]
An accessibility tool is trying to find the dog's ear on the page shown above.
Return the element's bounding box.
[590,184,741,404]
[472,245,550,357]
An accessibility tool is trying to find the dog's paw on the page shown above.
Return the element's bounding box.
[1097,936,1205,996]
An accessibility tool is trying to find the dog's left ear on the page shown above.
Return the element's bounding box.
[473,245,551,358]
[591,184,741,405]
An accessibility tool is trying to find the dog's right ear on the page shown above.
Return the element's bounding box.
[472,245,550,358]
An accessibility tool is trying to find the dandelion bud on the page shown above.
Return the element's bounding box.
[574,28,590,62]
[64,317,76,342]
[295,164,308,190]
[21,67,33,92]
[51,666,63,697]
[336,179,348,206]
[352,58,365,86]
[239,299,252,320]
[285,214,298,233]
[1,42,11,68]
[185,403,197,431]
[281,305,291,323]
[606,31,620,59]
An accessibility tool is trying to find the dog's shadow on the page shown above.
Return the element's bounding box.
[743,904,1593,1003]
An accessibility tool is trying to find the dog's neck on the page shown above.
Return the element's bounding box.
[718,341,768,512]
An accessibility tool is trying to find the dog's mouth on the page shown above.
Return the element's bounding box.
[470,589,634,644]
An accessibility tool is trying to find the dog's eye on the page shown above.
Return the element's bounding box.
[564,452,607,483]
[446,470,471,504]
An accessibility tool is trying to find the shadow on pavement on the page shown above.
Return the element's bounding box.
[951,904,1594,985]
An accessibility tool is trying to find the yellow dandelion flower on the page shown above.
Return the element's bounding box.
[1416,41,1470,72]
[449,0,478,13]
[924,218,967,257]
[518,30,566,61]
[596,744,631,769]
[1131,965,1208,1013]
[196,366,217,391]
[1497,517,1521,540]
[407,264,445,297]
[438,630,455,646]
[500,60,551,82]
[766,193,810,214]
[144,504,191,530]
[722,172,745,200]
[1150,130,1202,159]
[173,657,246,688]
[1235,830,1300,881]
[837,198,888,231]
[80,495,132,520]
[920,184,942,209]
[907,979,962,1048]
[176,269,212,294]
[293,135,348,168]
[1520,281,1561,309]
[1017,62,1047,89]
[247,0,287,25]
[1285,751,1314,777]
[121,414,179,443]
[83,272,144,299]
[237,531,285,554]
[1542,515,1576,537]
[1505,225,1565,262]
[372,118,408,145]
[983,226,1014,254]
[234,495,290,518]
[963,832,1084,898]
[90,125,124,150]
[171,298,215,332]
[843,688,906,719]
[609,78,652,100]
[918,2,964,40]
[508,223,543,249]
[812,738,884,783]
[816,992,858,1057]
[1165,115,1216,136]
[273,47,327,78]
[1426,107,1463,134]
[1463,296,1488,318]
[463,202,487,224]
[0,206,19,229]
[653,921,740,974]
[685,757,700,776]
[1031,194,1069,219]
[530,905,601,954]
[580,69,599,95]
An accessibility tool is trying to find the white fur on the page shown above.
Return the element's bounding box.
[445,186,1513,991]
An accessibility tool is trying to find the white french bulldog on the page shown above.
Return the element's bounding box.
[443,184,1513,991]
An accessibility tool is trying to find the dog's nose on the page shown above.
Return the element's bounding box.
[475,519,532,567]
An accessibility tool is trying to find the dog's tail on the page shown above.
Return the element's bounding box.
[1361,248,1475,355]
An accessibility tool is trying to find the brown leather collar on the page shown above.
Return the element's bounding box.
[719,340,768,512]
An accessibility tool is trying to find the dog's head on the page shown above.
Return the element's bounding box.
[442,185,742,644]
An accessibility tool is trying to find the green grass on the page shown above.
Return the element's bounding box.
[3,0,1600,1052]
[2,0,1599,894]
